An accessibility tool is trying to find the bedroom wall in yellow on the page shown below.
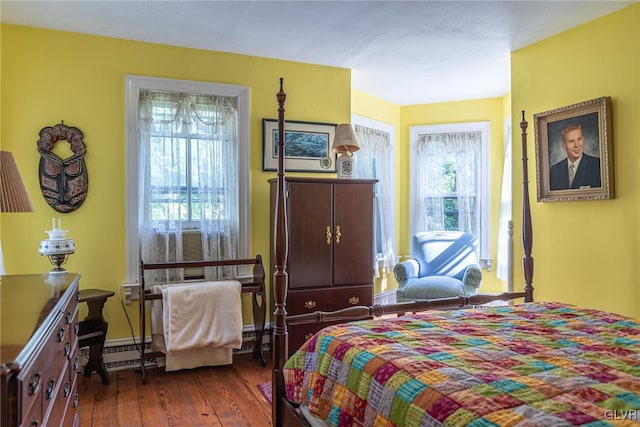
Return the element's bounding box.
[0,24,351,339]
[511,4,639,318]
[399,98,506,294]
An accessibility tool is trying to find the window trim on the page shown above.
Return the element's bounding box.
[351,114,396,263]
[124,75,250,283]
[409,121,490,258]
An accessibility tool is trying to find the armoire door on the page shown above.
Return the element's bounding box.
[287,181,333,289]
[333,183,375,286]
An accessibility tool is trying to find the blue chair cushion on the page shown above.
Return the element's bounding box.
[398,276,467,300]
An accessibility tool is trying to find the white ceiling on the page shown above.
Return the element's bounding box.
[1,1,633,105]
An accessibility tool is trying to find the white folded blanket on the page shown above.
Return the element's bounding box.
[160,280,242,354]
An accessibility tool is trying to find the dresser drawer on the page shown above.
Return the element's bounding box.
[43,313,76,426]
[43,361,73,426]
[17,309,66,422]
[21,299,76,425]
[50,313,74,391]
[69,323,80,384]
[17,359,44,425]
[289,321,346,354]
[64,290,79,332]
[287,285,373,356]
[287,285,373,315]
[21,388,42,427]
[62,375,79,427]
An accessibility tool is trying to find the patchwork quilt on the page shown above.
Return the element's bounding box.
[283,302,640,426]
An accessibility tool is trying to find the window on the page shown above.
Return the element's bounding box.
[125,76,250,283]
[409,122,489,258]
[496,116,512,286]
[352,115,396,274]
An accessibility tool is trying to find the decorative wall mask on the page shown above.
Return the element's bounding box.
[37,122,88,213]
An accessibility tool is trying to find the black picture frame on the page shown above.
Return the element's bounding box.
[262,119,336,172]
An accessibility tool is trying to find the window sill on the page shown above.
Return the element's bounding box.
[479,257,493,272]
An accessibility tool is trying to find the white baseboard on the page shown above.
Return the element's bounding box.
[92,324,271,373]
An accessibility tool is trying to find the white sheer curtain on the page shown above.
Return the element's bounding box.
[353,124,396,275]
[138,90,239,282]
[415,131,480,235]
[496,118,512,286]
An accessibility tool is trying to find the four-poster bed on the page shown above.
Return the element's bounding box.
[270,79,639,426]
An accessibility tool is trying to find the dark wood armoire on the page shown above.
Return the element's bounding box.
[269,177,377,355]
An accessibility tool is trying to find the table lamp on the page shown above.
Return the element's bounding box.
[39,217,75,274]
[332,124,360,178]
[0,151,34,275]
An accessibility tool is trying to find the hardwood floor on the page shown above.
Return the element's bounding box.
[78,352,273,426]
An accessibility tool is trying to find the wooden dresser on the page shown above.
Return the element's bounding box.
[1,273,80,427]
[269,177,377,355]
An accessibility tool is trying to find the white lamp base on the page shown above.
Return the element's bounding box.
[336,152,354,178]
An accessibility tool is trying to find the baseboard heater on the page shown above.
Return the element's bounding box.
[81,325,272,373]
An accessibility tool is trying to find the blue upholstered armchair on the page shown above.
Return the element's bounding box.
[394,231,482,302]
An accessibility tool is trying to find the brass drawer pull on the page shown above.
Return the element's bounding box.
[335,225,342,244]
[348,296,360,305]
[45,378,55,400]
[304,333,314,340]
[326,226,332,244]
[28,372,41,396]
[304,300,317,309]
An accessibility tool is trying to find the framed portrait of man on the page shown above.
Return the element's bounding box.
[534,96,614,202]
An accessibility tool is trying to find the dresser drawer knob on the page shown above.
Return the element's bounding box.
[305,333,314,340]
[45,378,55,400]
[63,381,71,397]
[65,312,72,324]
[56,328,65,342]
[304,300,316,309]
[73,393,79,408]
[348,296,360,305]
[29,420,39,427]
[74,357,80,370]
[28,372,41,396]
[74,322,80,334]
[64,341,71,358]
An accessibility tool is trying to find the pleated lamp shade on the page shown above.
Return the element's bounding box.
[331,124,360,178]
[1,151,34,213]
[331,124,360,154]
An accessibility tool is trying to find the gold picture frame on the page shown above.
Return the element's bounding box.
[534,96,613,202]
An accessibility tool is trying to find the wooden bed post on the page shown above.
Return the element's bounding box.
[520,111,534,302]
[272,78,288,427]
